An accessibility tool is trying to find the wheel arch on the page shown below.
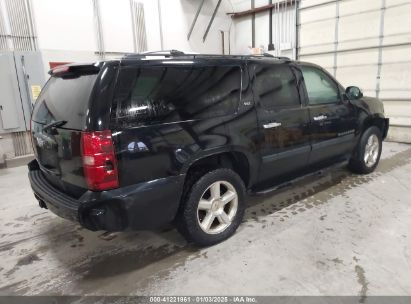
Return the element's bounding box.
[181,148,256,189]
[352,114,387,161]
[360,113,389,140]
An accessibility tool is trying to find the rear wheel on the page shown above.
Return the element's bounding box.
[348,126,382,174]
[177,168,245,246]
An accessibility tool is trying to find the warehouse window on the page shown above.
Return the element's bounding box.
[112,65,241,126]
[254,64,300,110]
[301,66,340,105]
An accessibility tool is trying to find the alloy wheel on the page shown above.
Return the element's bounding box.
[364,134,380,167]
[197,180,238,234]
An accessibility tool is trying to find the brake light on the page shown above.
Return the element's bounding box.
[81,130,119,191]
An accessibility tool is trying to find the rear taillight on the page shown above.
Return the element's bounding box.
[81,130,119,191]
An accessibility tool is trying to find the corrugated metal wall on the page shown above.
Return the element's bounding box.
[0,0,37,51]
[92,0,105,58]
[130,0,148,53]
[0,0,36,157]
[12,131,31,156]
[298,0,411,142]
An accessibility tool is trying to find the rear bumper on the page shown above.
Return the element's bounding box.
[28,160,185,231]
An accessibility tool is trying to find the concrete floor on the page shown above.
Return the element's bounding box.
[0,142,411,296]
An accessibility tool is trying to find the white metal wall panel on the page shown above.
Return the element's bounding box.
[98,0,134,53]
[338,11,380,44]
[338,49,379,67]
[299,0,332,9]
[337,65,379,97]
[255,10,269,49]
[299,3,335,23]
[380,62,411,99]
[384,4,411,37]
[32,0,95,52]
[339,0,381,15]
[299,53,335,69]
[233,16,252,54]
[386,0,410,5]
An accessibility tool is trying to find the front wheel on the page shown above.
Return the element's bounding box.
[348,126,382,174]
[176,168,246,246]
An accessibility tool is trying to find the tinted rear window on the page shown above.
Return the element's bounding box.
[111,65,241,127]
[32,74,97,129]
[254,64,300,109]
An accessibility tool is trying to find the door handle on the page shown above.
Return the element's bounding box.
[263,122,282,129]
[313,115,328,121]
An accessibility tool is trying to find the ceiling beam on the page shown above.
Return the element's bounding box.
[187,0,205,40]
[203,0,223,42]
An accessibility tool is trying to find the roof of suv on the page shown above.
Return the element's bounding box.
[119,50,292,65]
[47,51,294,75]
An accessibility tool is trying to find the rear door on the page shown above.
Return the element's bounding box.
[252,62,311,185]
[299,64,357,164]
[31,67,100,196]
[110,63,243,187]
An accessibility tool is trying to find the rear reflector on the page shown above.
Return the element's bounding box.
[81,130,119,191]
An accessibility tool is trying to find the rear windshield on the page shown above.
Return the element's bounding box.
[32,74,98,129]
[111,65,241,127]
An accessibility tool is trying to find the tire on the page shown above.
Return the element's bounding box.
[176,168,246,246]
[348,126,382,174]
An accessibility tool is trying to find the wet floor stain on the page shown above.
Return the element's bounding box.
[6,253,41,277]
[329,257,344,265]
[72,243,185,279]
[243,147,411,224]
[355,265,369,303]
[0,245,14,253]
[0,280,29,295]
[1,145,411,295]
[15,253,41,267]
[15,216,30,222]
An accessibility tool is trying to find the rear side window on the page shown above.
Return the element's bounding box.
[254,64,300,110]
[111,65,241,126]
[32,75,97,129]
[300,65,340,105]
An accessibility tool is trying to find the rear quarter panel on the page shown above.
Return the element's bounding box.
[113,118,229,186]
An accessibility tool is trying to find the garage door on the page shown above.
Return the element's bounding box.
[298,0,411,142]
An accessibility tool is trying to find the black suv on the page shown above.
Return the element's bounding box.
[28,51,389,246]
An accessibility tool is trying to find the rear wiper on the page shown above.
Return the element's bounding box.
[42,120,67,131]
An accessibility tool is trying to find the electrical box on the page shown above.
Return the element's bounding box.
[0,51,46,133]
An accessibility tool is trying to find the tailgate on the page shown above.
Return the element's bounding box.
[31,70,98,197]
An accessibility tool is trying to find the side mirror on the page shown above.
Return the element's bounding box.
[346,86,363,100]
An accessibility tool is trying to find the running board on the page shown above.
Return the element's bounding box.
[250,160,349,196]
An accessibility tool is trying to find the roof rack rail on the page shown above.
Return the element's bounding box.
[122,51,291,61]
[141,49,187,56]
[261,53,290,60]
[123,49,200,60]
